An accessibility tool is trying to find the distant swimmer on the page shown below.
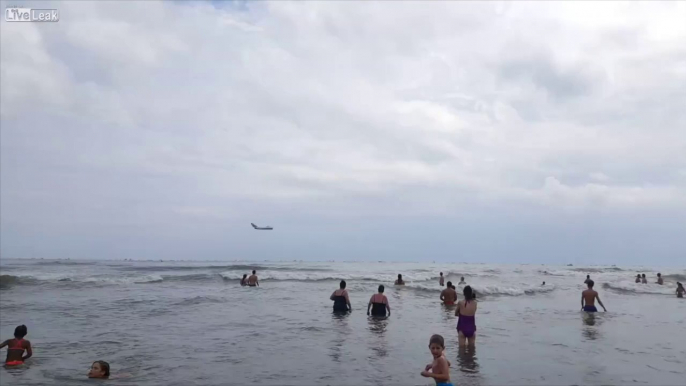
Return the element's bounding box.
[676,282,684,298]
[439,272,445,287]
[367,285,390,317]
[88,360,110,379]
[641,274,647,284]
[395,274,405,285]
[635,274,641,283]
[656,273,663,285]
[421,334,452,386]
[542,281,546,286]
[240,274,248,286]
[456,286,477,346]
[0,325,32,366]
[458,277,466,285]
[331,280,351,312]
[584,275,591,285]
[440,282,458,305]
[247,270,259,287]
[581,280,607,313]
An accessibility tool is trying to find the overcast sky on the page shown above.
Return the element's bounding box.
[1,1,685,265]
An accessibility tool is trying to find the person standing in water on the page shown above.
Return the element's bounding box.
[395,274,405,285]
[641,274,647,284]
[455,286,477,346]
[457,277,466,285]
[635,274,641,283]
[421,334,452,386]
[440,282,458,305]
[676,282,684,298]
[240,274,248,286]
[656,273,663,285]
[581,280,607,312]
[439,272,445,287]
[247,270,259,286]
[584,275,592,285]
[331,280,351,313]
[0,325,32,366]
[367,285,390,317]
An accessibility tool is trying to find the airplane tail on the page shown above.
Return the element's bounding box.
[251,223,257,229]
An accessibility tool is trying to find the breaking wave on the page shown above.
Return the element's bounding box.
[602,281,676,295]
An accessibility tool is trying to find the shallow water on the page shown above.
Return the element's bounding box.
[1,259,685,385]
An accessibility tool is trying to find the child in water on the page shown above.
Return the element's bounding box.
[0,325,32,366]
[677,282,685,298]
[88,360,110,378]
[421,334,452,386]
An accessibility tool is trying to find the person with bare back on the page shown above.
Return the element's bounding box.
[440,282,457,305]
[581,280,607,312]
[455,286,477,346]
[247,270,259,287]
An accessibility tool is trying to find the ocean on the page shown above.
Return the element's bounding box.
[1,259,684,386]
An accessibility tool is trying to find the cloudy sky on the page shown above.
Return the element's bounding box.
[1,1,685,264]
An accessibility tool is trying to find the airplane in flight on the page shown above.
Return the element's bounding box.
[251,223,273,230]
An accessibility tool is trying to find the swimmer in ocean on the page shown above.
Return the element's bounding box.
[331,280,352,312]
[542,281,546,286]
[0,325,32,366]
[635,274,641,283]
[676,282,684,298]
[439,272,444,287]
[247,270,259,287]
[584,275,591,285]
[240,274,248,286]
[641,274,647,284]
[455,286,477,347]
[440,282,457,305]
[457,277,466,285]
[88,360,110,379]
[656,273,663,285]
[421,334,452,386]
[367,285,390,317]
[395,274,405,285]
[581,280,607,313]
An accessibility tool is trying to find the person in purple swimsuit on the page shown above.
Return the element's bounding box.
[455,286,477,346]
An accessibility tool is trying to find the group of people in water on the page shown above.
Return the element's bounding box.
[0,325,110,379]
[629,273,684,297]
[6,269,682,384]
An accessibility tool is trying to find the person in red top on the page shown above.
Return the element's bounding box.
[1,325,32,366]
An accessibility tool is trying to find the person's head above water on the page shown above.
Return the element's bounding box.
[586,279,595,288]
[14,325,27,339]
[446,281,453,288]
[642,274,646,278]
[677,282,684,289]
[657,273,661,277]
[463,285,476,300]
[378,285,385,293]
[460,276,465,281]
[428,334,445,357]
[252,270,256,275]
[586,275,590,279]
[88,360,110,379]
[637,274,641,278]
[440,272,443,276]
[339,280,346,289]
[398,274,402,279]
[542,281,546,285]
[242,274,247,278]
